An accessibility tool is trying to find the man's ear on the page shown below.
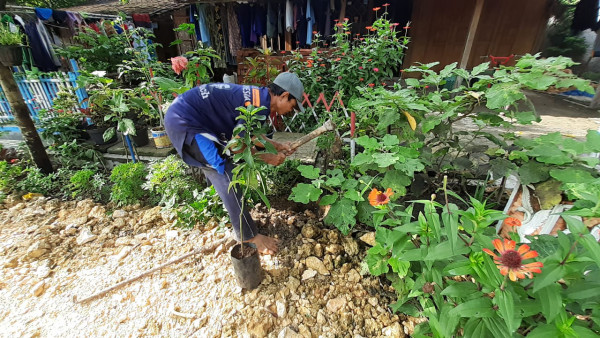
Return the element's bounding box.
[281,91,290,100]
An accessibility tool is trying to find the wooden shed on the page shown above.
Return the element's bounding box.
[403,0,553,69]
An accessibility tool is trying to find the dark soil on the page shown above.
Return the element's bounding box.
[231,243,258,259]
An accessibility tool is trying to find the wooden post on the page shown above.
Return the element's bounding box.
[0,67,53,174]
[338,0,347,23]
[455,0,485,88]
[285,31,292,51]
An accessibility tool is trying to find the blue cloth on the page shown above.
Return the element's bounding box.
[164,83,271,169]
[253,5,267,38]
[114,24,123,34]
[197,4,211,46]
[561,90,595,98]
[34,8,53,21]
[195,133,225,174]
[237,4,253,47]
[189,4,203,42]
[306,0,315,45]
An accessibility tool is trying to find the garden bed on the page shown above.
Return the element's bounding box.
[0,196,423,337]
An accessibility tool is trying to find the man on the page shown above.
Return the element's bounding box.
[165,72,305,255]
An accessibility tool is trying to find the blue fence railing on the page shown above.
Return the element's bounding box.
[0,60,88,124]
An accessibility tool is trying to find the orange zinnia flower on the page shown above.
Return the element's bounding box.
[368,188,393,206]
[504,217,522,227]
[373,7,381,11]
[483,239,543,282]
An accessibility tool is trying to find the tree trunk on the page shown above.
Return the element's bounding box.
[0,67,53,174]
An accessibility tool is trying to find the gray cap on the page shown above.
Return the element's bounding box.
[273,72,305,112]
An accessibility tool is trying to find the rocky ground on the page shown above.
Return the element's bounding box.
[0,196,421,337]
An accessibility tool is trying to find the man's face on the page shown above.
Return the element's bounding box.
[277,93,298,116]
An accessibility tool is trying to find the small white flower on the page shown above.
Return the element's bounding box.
[91,71,107,77]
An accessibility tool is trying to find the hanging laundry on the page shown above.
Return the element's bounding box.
[23,19,59,71]
[296,0,308,47]
[227,4,242,59]
[306,0,315,45]
[314,0,328,35]
[252,4,266,39]
[197,5,211,46]
[132,14,152,29]
[190,4,203,42]
[34,8,53,21]
[266,2,277,38]
[236,4,253,47]
[572,0,600,32]
[88,23,100,33]
[65,12,83,34]
[324,2,332,37]
[285,0,294,33]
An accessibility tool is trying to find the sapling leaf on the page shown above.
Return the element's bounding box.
[324,198,357,235]
[289,183,322,204]
[533,260,566,293]
[517,161,550,185]
[448,298,494,318]
[471,62,491,76]
[319,193,338,206]
[297,165,320,179]
[550,168,596,184]
[485,82,525,110]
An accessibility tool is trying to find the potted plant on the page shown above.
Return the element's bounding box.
[77,73,118,145]
[0,22,25,67]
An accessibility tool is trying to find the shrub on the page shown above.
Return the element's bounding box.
[109,162,148,206]
[16,167,57,195]
[261,159,303,197]
[143,155,204,208]
[174,186,228,229]
[0,161,22,201]
[69,168,110,202]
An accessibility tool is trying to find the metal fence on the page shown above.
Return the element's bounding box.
[0,60,88,124]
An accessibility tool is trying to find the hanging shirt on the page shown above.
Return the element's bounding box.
[34,8,53,21]
[237,4,253,47]
[164,84,271,170]
[306,0,315,45]
[266,2,277,38]
[189,4,203,41]
[285,0,294,32]
[227,4,242,58]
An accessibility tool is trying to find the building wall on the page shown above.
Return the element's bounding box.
[403,0,551,70]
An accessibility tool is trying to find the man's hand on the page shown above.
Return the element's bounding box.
[272,141,296,156]
[259,152,286,166]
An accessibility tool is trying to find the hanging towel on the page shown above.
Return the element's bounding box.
[197,4,211,46]
[24,20,59,71]
[285,0,294,32]
[52,10,68,25]
[190,4,203,41]
[252,5,266,38]
[227,4,242,59]
[65,12,83,34]
[34,8,53,21]
[306,0,315,45]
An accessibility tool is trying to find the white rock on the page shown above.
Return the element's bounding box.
[276,300,286,318]
[114,237,132,246]
[32,280,46,297]
[305,256,330,275]
[165,230,179,240]
[360,232,376,246]
[301,269,317,281]
[35,265,51,279]
[278,327,302,338]
[368,297,379,307]
[326,297,346,313]
[112,210,127,218]
[88,205,106,219]
[382,322,404,337]
[76,228,97,245]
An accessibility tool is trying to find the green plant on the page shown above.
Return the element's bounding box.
[38,110,85,145]
[48,139,105,171]
[109,162,148,206]
[241,48,282,86]
[289,134,425,234]
[143,155,204,208]
[364,179,600,336]
[68,168,109,201]
[261,159,303,197]
[225,104,276,243]
[0,160,23,196]
[0,22,24,46]
[173,186,228,229]
[16,167,57,195]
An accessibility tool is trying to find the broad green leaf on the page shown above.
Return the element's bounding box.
[297,165,320,179]
[495,289,517,333]
[472,62,491,76]
[483,317,513,338]
[490,158,517,179]
[289,183,322,204]
[355,135,379,150]
[449,298,494,318]
[366,247,389,276]
[564,281,600,300]
[442,210,459,254]
[527,144,572,165]
[485,82,525,110]
[550,168,596,184]
[514,111,540,124]
[405,78,420,87]
[585,130,600,152]
[518,161,550,185]
[343,189,363,202]
[517,72,556,90]
[528,324,560,337]
[351,153,372,166]
[422,117,443,133]
[324,198,357,235]
[424,241,469,260]
[572,325,600,337]
[373,153,399,168]
[580,233,600,268]
[382,134,400,147]
[533,261,566,293]
[381,170,412,195]
[535,179,563,210]
[388,257,410,276]
[443,259,473,276]
[536,284,562,323]
[464,317,488,338]
[440,282,479,298]
[319,193,338,206]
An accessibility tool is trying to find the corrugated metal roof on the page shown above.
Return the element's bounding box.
[61,0,188,16]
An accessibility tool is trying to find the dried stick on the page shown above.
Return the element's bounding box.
[74,237,235,304]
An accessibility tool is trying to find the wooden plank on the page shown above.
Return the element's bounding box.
[459,0,484,69]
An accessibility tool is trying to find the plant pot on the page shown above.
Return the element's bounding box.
[0,45,23,67]
[230,243,263,290]
[151,126,172,149]
[131,126,149,147]
[86,126,117,145]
